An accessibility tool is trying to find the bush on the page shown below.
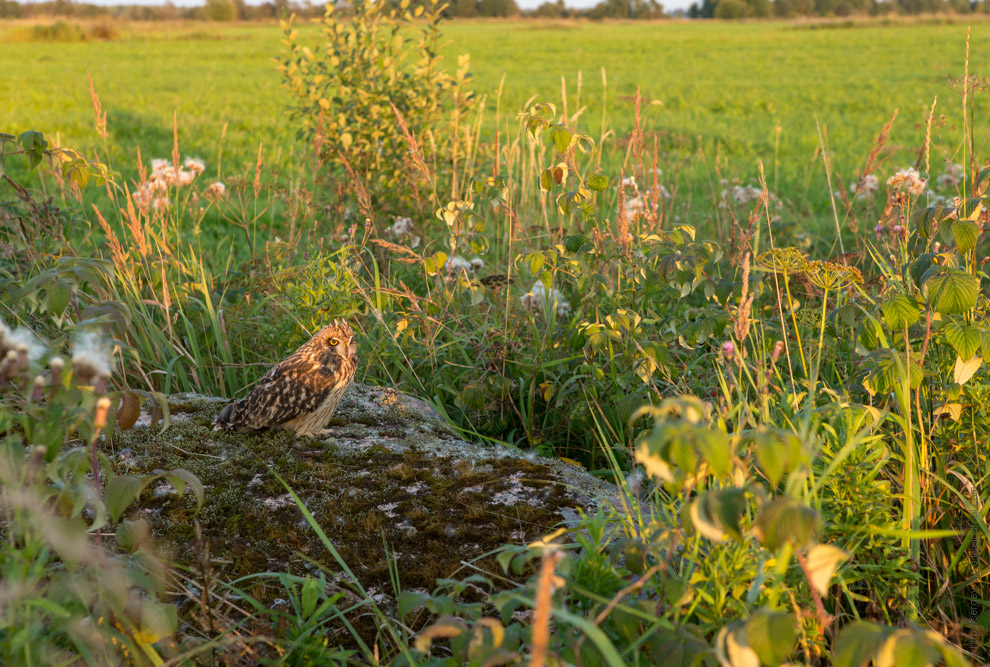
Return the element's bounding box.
[278,0,473,212]
[715,0,749,16]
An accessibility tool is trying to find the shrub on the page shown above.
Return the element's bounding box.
[278,0,474,212]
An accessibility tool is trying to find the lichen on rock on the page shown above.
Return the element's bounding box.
[111,384,620,609]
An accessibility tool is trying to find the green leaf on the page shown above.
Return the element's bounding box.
[926,270,979,315]
[751,428,807,487]
[875,630,941,667]
[587,172,609,192]
[690,488,746,542]
[168,468,205,511]
[951,218,980,253]
[17,130,46,152]
[539,168,554,192]
[550,125,572,154]
[423,251,447,276]
[116,519,151,553]
[911,205,944,239]
[833,621,890,667]
[105,474,151,522]
[755,497,819,551]
[881,294,921,330]
[744,609,796,666]
[529,253,545,275]
[943,321,982,361]
[956,196,984,220]
[46,280,72,317]
[977,166,990,193]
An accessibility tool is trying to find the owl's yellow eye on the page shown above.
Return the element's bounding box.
[328,338,339,346]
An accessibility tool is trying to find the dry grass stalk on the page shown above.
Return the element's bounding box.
[370,238,421,263]
[733,251,755,346]
[529,548,562,667]
[390,101,432,185]
[86,71,108,141]
[92,205,128,272]
[253,142,263,199]
[864,108,898,178]
[123,186,149,258]
[919,96,937,182]
[338,151,374,222]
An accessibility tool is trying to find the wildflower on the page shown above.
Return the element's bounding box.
[756,247,808,274]
[805,260,863,291]
[385,216,420,248]
[205,182,226,200]
[624,196,647,220]
[887,167,927,196]
[150,158,170,174]
[445,256,472,274]
[622,176,637,189]
[184,157,206,175]
[893,225,902,235]
[520,281,570,318]
[936,163,964,190]
[721,341,735,361]
[850,173,879,200]
[6,327,44,364]
[470,258,485,272]
[72,331,113,386]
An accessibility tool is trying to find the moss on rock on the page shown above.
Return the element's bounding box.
[112,384,618,609]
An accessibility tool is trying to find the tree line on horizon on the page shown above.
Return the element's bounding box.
[0,0,984,23]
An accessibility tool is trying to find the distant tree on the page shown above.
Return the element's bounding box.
[205,0,237,20]
[533,0,566,16]
[0,0,20,16]
[477,0,519,16]
[451,0,478,16]
[694,0,717,15]
[714,0,748,16]
[588,0,663,17]
[746,0,772,15]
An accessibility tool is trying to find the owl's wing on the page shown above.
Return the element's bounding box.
[224,356,332,429]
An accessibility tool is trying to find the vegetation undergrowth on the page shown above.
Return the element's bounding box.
[2,3,990,664]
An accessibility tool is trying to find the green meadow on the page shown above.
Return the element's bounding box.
[3,19,988,213]
[6,11,990,664]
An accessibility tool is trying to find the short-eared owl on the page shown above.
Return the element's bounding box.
[215,321,358,437]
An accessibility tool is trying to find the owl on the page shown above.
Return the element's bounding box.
[215,320,358,437]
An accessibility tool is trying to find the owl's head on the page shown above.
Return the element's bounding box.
[314,320,357,360]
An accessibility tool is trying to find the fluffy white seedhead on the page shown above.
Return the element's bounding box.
[184,157,206,175]
[72,331,114,382]
[7,328,45,363]
[887,167,927,196]
[206,182,226,199]
[850,174,879,200]
[520,280,570,318]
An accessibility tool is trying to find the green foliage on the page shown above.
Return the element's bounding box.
[0,320,201,665]
[278,0,473,209]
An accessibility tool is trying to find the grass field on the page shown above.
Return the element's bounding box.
[3,18,989,216]
[8,13,990,664]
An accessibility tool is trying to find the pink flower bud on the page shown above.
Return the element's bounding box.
[721,341,735,361]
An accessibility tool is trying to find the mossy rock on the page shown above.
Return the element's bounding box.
[112,384,620,609]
